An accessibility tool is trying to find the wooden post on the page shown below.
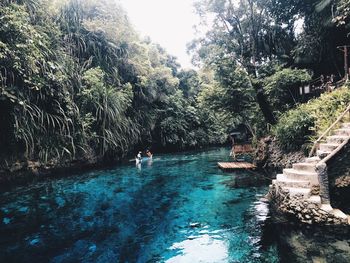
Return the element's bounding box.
[230,138,236,160]
[345,46,348,81]
[337,45,350,80]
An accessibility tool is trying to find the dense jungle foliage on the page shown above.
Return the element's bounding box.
[2,0,350,169]
[190,0,350,151]
[0,0,228,167]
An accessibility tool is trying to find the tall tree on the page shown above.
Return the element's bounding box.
[270,0,350,75]
[191,0,295,73]
[190,0,296,125]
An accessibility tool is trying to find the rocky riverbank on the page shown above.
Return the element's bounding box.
[255,136,305,171]
[258,136,350,225]
[0,157,101,188]
[267,183,349,225]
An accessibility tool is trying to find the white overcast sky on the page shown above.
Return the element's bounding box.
[117,0,200,69]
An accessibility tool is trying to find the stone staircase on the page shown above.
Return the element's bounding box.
[270,122,350,224]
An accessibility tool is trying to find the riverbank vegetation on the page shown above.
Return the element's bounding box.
[2,0,350,173]
[0,0,225,170]
[190,0,350,153]
[274,87,350,151]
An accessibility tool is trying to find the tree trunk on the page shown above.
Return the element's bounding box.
[252,81,277,125]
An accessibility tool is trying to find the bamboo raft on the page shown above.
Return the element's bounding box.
[217,162,256,170]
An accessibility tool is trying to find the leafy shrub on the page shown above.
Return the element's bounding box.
[274,104,315,151]
[307,87,350,141]
[274,87,350,151]
[264,68,311,113]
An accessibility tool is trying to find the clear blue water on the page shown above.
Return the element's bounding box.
[0,148,278,262]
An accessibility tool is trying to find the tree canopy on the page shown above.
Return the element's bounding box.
[2,0,350,167]
[0,0,227,167]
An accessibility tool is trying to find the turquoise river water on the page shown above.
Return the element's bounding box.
[1,148,350,262]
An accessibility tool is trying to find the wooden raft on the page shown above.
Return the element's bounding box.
[218,162,256,170]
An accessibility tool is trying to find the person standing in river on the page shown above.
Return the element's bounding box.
[146,149,153,158]
[136,151,142,163]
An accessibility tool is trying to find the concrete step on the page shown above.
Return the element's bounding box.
[276,174,310,188]
[341,122,350,129]
[316,150,331,159]
[282,187,311,198]
[293,162,316,173]
[320,204,333,212]
[331,209,348,220]
[326,135,349,144]
[334,128,350,136]
[307,195,321,205]
[304,156,320,163]
[283,168,318,183]
[319,143,340,152]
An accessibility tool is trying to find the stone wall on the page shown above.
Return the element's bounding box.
[267,184,348,225]
[255,136,305,170]
[326,142,350,213]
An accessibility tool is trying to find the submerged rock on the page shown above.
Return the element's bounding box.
[29,238,41,246]
[275,224,350,263]
[189,222,201,228]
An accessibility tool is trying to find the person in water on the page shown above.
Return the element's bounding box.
[136,151,142,162]
[146,149,153,158]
